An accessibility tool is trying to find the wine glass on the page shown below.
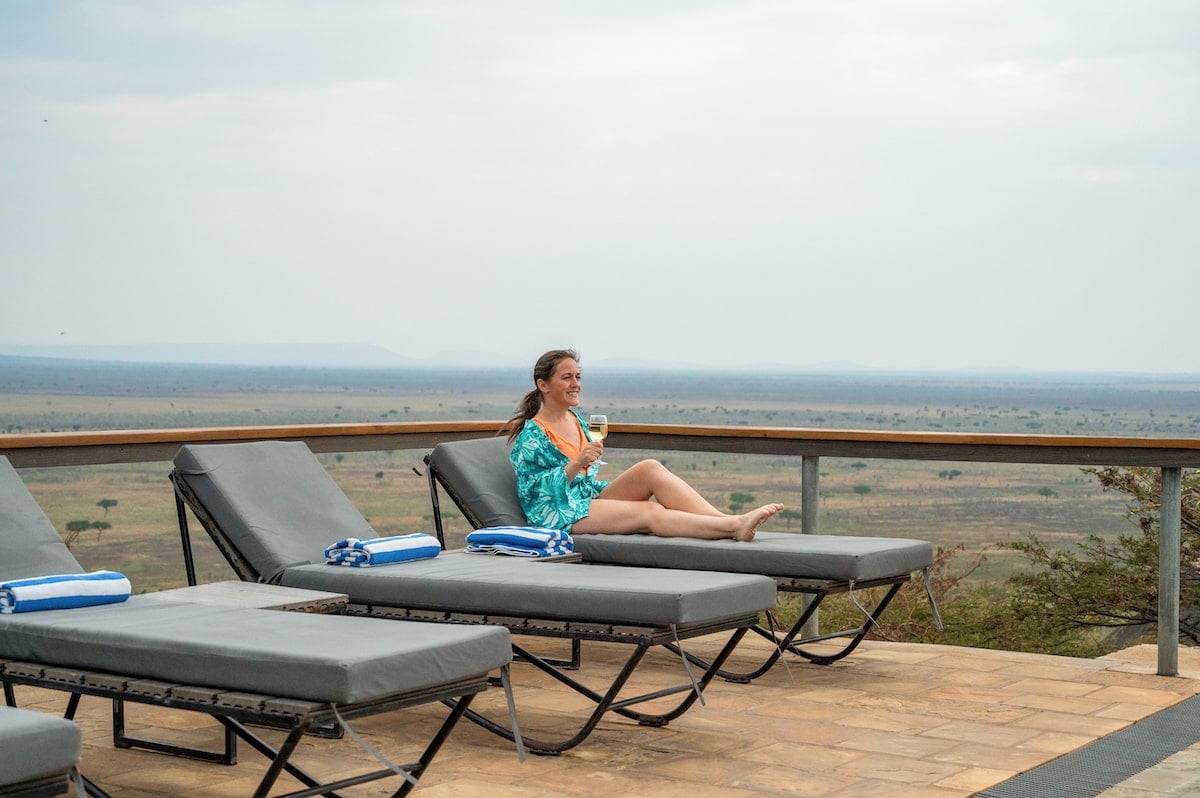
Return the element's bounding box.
[587,414,608,469]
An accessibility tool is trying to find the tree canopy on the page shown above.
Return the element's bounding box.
[1005,467,1200,646]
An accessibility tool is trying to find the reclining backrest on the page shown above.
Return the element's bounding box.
[173,441,377,578]
[427,437,527,528]
[0,456,85,580]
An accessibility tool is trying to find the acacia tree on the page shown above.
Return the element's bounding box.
[1004,467,1200,645]
[728,492,755,513]
[778,509,802,529]
[64,520,91,547]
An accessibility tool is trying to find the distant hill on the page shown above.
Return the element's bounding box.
[0,343,418,368]
[0,343,872,372]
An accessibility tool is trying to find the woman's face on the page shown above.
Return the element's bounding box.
[537,357,581,409]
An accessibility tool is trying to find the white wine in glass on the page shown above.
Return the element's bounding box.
[587,414,608,442]
[587,414,608,467]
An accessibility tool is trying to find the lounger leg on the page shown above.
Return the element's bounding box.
[452,641,654,755]
[214,717,337,798]
[774,580,905,666]
[236,695,478,798]
[454,629,748,755]
[63,693,82,720]
[666,580,909,681]
[662,594,824,682]
[613,625,752,726]
[174,484,198,587]
[425,469,447,549]
[111,698,238,765]
[81,775,115,798]
[509,637,580,670]
[389,691,476,798]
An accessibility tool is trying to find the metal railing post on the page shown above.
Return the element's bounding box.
[801,456,820,536]
[800,455,820,638]
[1158,467,1183,676]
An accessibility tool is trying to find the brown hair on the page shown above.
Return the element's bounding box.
[505,348,579,443]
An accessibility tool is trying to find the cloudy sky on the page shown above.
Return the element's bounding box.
[2,1,1197,372]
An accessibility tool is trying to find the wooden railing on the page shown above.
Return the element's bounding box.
[3,422,1198,675]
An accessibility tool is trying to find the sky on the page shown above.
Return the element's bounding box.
[1,1,1198,373]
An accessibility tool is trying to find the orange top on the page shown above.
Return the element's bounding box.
[533,417,586,462]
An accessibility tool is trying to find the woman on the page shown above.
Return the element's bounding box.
[506,349,783,541]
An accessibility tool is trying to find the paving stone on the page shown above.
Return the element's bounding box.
[20,638,1200,798]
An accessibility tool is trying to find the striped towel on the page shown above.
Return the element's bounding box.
[465,527,572,549]
[324,534,442,567]
[465,527,574,557]
[466,542,575,558]
[0,571,132,614]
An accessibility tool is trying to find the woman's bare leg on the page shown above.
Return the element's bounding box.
[574,498,784,541]
[599,459,727,516]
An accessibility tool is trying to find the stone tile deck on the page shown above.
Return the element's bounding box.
[12,637,1200,797]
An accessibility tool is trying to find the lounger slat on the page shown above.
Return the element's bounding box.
[35,668,86,688]
[123,679,181,701]
[165,685,221,705]
[213,691,270,712]
[260,697,326,718]
[0,662,45,680]
[78,672,129,692]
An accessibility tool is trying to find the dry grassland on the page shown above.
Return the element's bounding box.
[5,363,1186,595]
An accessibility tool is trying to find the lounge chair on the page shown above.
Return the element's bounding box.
[170,440,778,755]
[425,436,939,681]
[0,706,80,798]
[0,455,512,797]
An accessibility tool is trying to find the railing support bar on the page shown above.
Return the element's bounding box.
[801,456,820,536]
[800,455,821,639]
[1158,466,1182,677]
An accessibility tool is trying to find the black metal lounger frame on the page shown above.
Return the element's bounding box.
[424,452,917,683]
[0,763,73,798]
[0,776,69,798]
[172,471,757,755]
[0,777,70,798]
[2,658,484,798]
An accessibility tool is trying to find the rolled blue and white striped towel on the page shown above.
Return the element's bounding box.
[0,571,132,614]
[465,527,572,549]
[324,534,442,567]
[466,542,574,558]
[465,527,574,558]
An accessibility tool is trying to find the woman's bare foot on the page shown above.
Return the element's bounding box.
[734,503,784,542]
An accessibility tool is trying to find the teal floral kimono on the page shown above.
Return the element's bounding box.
[510,410,609,532]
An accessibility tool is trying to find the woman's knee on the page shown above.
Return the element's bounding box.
[629,459,670,479]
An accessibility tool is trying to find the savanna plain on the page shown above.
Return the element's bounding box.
[3,358,1198,650]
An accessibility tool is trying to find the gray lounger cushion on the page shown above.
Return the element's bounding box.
[174,442,777,626]
[0,596,511,705]
[427,436,526,528]
[0,454,511,705]
[427,437,934,582]
[278,550,773,627]
[0,458,86,580]
[0,706,79,788]
[174,441,377,579]
[573,533,933,583]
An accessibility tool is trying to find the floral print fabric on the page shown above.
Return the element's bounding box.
[510,410,609,532]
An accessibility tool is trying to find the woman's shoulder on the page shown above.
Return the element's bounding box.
[512,418,549,451]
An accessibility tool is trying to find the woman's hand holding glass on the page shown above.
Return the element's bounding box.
[580,440,605,477]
